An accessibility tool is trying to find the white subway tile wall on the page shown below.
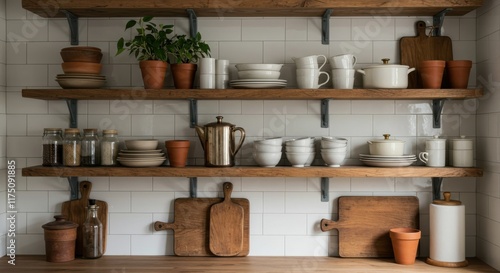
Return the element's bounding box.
[1,0,6,257]
[1,0,495,265]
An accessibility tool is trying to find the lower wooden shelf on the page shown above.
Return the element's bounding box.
[22,165,483,178]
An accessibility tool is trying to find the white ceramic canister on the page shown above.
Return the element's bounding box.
[449,136,474,167]
[419,135,446,167]
[427,192,468,268]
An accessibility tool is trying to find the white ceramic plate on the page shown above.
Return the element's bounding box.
[120,149,162,153]
[359,154,416,159]
[235,64,283,71]
[117,157,166,161]
[118,159,165,167]
[118,152,165,157]
[360,159,416,167]
[56,78,105,89]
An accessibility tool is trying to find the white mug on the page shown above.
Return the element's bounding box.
[296,68,330,89]
[200,73,215,89]
[199,58,215,74]
[216,74,229,89]
[331,68,355,79]
[333,77,355,89]
[293,55,327,70]
[329,54,357,69]
[216,59,230,75]
[419,149,446,167]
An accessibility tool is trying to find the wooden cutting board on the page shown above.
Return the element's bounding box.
[154,195,250,256]
[400,21,453,88]
[209,182,244,256]
[61,181,108,257]
[320,196,419,257]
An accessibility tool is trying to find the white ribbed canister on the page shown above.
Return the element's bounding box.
[427,192,468,267]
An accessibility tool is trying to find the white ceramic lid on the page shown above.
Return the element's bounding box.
[362,58,410,70]
[368,134,405,144]
[450,135,473,150]
[425,135,446,149]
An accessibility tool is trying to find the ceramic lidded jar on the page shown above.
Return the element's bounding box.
[367,134,405,156]
[42,215,78,262]
[425,135,446,150]
[449,136,474,167]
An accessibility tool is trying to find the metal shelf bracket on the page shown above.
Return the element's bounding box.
[321,177,329,202]
[433,8,453,36]
[432,99,446,128]
[61,10,79,45]
[321,99,330,128]
[67,177,79,200]
[189,99,198,128]
[322,9,333,45]
[66,99,78,128]
[187,9,198,38]
[432,177,443,200]
[189,177,197,198]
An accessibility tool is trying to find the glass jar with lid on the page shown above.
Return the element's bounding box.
[42,128,64,166]
[101,129,119,166]
[63,128,81,166]
[81,129,100,166]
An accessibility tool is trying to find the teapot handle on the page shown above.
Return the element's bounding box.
[231,127,246,156]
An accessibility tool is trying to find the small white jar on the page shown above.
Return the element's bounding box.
[449,136,474,167]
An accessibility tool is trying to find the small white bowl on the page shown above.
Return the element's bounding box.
[235,64,283,71]
[285,137,315,147]
[320,147,347,153]
[254,137,283,146]
[322,136,348,143]
[238,70,280,79]
[285,146,315,153]
[321,140,348,148]
[253,143,282,153]
[125,139,158,150]
[285,152,311,167]
[253,151,282,167]
[305,152,316,166]
[321,152,346,167]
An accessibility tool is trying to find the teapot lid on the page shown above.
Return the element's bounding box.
[205,116,234,127]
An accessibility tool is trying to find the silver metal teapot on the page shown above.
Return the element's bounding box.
[195,116,246,167]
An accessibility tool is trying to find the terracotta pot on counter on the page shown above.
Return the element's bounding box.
[390,228,421,265]
[419,60,445,89]
[446,60,472,89]
[165,140,190,167]
[42,215,78,263]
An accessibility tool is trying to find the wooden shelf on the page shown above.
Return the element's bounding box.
[23,0,482,18]
[22,88,483,101]
[22,165,483,178]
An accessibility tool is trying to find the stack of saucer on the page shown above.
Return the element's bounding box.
[56,46,106,89]
[118,140,165,167]
[359,154,416,167]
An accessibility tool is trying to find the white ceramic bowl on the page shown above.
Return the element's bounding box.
[285,152,311,167]
[125,139,159,150]
[285,146,315,153]
[253,143,282,153]
[235,64,283,71]
[321,136,348,143]
[321,151,346,167]
[253,151,282,167]
[285,137,315,147]
[321,147,348,153]
[254,137,283,146]
[238,70,280,79]
[321,140,347,148]
[305,152,315,166]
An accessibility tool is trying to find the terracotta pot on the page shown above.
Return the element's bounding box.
[139,60,168,89]
[419,60,445,89]
[171,63,197,89]
[42,215,78,263]
[165,140,191,167]
[390,228,421,265]
[446,60,472,89]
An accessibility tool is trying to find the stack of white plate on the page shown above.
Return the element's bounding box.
[359,154,417,167]
[56,74,106,89]
[232,64,287,89]
[230,79,287,89]
[117,149,166,167]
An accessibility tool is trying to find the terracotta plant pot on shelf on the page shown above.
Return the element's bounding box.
[446,60,472,89]
[139,60,168,89]
[390,228,421,265]
[419,60,445,89]
[171,63,198,89]
[165,140,191,167]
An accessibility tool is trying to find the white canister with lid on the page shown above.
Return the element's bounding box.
[449,136,473,167]
[419,135,446,167]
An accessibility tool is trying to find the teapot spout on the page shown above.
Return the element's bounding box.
[195,125,206,150]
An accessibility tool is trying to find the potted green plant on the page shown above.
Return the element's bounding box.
[169,33,211,89]
[116,16,173,89]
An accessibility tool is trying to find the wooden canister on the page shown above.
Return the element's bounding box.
[42,215,78,262]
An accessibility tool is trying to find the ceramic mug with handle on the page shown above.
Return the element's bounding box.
[419,149,445,167]
[296,68,330,89]
[293,55,327,70]
[329,54,357,69]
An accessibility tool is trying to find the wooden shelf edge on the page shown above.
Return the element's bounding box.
[22,88,483,101]
[22,165,483,178]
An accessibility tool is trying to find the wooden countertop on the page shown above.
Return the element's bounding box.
[1,256,497,273]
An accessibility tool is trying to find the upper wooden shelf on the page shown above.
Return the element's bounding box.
[22,165,483,178]
[22,0,482,18]
[22,88,483,101]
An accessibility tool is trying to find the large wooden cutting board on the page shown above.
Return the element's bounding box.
[61,181,108,257]
[321,196,419,257]
[154,196,250,257]
[400,21,453,88]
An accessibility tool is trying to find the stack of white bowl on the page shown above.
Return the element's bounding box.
[320,137,348,167]
[252,137,283,167]
[230,64,286,89]
[285,137,315,167]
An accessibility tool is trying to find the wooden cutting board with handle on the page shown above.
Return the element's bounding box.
[320,196,419,257]
[61,180,108,257]
[209,182,244,256]
[154,188,250,256]
[400,20,453,88]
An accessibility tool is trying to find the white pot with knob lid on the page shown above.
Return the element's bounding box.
[449,136,474,167]
[367,134,405,156]
[357,58,415,89]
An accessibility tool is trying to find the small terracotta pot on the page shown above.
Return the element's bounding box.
[419,60,445,89]
[171,63,197,89]
[165,140,190,167]
[446,60,472,89]
[390,228,421,265]
[139,60,168,89]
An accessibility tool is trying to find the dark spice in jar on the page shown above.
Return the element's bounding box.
[42,144,63,166]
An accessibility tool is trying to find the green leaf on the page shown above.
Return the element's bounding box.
[125,20,136,30]
[143,16,154,22]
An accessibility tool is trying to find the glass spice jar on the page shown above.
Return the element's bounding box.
[100,129,119,166]
[81,129,100,166]
[82,199,103,259]
[42,128,63,166]
[63,128,81,166]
